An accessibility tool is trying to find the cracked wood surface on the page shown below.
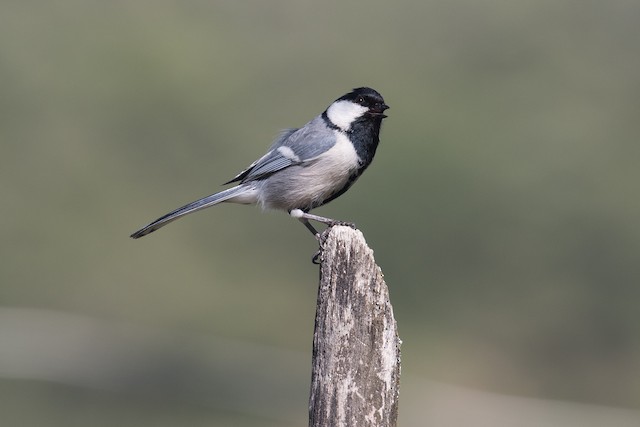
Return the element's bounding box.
[309,226,401,427]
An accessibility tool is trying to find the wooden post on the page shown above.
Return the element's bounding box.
[309,226,401,427]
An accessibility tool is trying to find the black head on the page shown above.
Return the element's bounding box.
[337,87,389,118]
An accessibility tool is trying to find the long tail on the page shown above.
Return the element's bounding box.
[130,185,257,239]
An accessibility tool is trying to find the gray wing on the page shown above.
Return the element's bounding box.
[225,116,337,184]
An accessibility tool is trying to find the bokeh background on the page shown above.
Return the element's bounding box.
[1,0,639,425]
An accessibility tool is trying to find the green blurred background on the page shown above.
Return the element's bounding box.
[1,0,639,425]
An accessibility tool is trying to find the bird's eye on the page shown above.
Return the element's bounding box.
[356,96,365,104]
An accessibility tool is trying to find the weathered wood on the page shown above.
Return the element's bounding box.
[309,226,401,427]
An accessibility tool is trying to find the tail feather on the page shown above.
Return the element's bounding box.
[130,185,255,239]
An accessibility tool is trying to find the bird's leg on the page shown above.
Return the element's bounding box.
[302,212,356,229]
[290,209,356,240]
[290,209,355,233]
[295,214,323,264]
[290,209,357,264]
[289,209,322,240]
[301,217,321,238]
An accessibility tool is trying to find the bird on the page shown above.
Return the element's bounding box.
[130,87,389,241]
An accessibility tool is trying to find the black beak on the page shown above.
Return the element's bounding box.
[369,103,390,118]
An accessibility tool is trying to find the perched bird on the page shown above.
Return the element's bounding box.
[130,87,389,240]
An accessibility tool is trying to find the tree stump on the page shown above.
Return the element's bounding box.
[309,226,401,427]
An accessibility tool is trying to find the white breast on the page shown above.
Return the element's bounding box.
[295,132,360,202]
[256,131,361,211]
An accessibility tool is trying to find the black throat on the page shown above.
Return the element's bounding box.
[349,116,383,169]
[322,111,383,170]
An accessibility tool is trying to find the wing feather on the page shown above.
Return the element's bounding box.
[225,116,337,184]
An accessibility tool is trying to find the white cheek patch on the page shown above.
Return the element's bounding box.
[326,100,368,131]
[277,146,300,162]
